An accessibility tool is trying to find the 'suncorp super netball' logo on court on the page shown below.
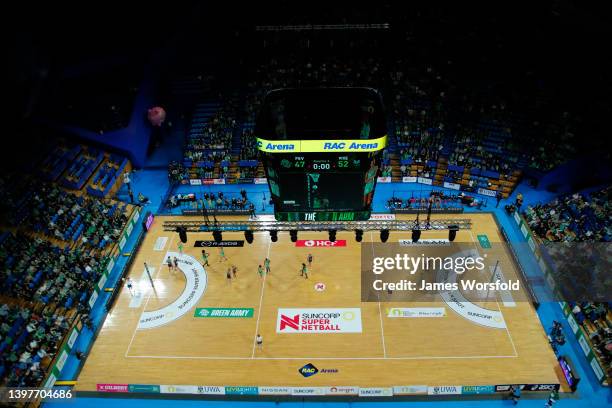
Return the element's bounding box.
[277,308,362,333]
[295,240,347,247]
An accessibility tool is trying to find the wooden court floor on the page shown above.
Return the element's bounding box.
[76,213,564,391]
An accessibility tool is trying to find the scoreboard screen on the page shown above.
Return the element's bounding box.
[255,88,385,222]
[264,153,379,221]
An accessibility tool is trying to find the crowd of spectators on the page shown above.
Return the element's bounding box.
[201,191,252,211]
[19,183,130,250]
[386,190,476,211]
[524,187,611,242]
[236,166,257,180]
[0,154,133,388]
[0,303,71,387]
[388,57,579,178]
[168,161,187,185]
[184,100,237,165]
[0,233,107,308]
[523,187,611,381]
[175,49,585,187]
[239,127,258,160]
[569,301,611,380]
[173,191,253,212]
[249,56,385,91]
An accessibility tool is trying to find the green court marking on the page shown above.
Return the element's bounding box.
[477,234,491,249]
[194,308,254,318]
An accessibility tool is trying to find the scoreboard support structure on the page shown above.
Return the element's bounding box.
[162,219,473,233]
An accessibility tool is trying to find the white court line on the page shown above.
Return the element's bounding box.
[128,268,156,308]
[125,228,520,361]
[125,234,175,357]
[377,301,387,358]
[251,238,271,358]
[370,232,387,358]
[496,298,518,357]
[125,354,518,361]
[468,229,518,357]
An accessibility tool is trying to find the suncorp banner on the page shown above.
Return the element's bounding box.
[359,387,393,397]
[277,308,362,333]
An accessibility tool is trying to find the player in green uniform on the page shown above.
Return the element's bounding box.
[257,265,264,278]
[219,247,227,262]
[264,258,271,274]
[300,263,308,279]
[201,250,209,266]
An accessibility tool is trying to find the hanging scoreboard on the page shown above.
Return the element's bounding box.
[255,87,386,222]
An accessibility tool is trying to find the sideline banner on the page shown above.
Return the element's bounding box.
[359,387,393,397]
[428,386,462,395]
[259,387,292,395]
[392,385,428,395]
[399,239,450,246]
[444,182,461,190]
[97,384,128,393]
[369,213,395,220]
[477,188,496,197]
[462,385,495,394]
[295,240,346,247]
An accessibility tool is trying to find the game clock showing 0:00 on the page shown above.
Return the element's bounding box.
[266,153,376,222]
[282,155,360,171]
